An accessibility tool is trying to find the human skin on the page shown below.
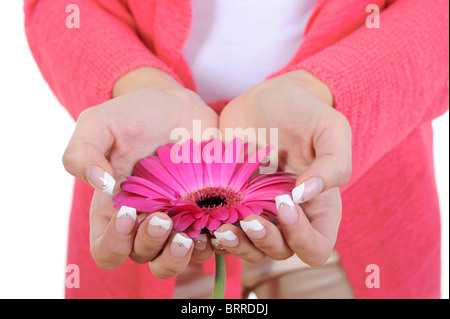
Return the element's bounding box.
[62,67,219,278]
[62,66,352,278]
[216,70,352,266]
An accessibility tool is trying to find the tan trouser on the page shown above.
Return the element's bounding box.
[173,250,354,299]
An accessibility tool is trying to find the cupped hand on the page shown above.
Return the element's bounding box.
[63,68,218,278]
[216,70,352,266]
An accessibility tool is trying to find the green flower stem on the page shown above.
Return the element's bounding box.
[212,253,226,299]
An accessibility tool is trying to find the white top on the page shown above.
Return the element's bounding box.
[183,0,316,103]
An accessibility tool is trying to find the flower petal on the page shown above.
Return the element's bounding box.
[124,176,177,200]
[229,145,273,189]
[202,139,225,187]
[157,143,191,192]
[135,156,186,194]
[220,138,244,186]
[210,207,230,221]
[239,200,277,215]
[174,139,204,191]
[234,205,256,219]
[206,217,222,233]
[191,218,205,230]
[225,207,239,224]
[113,194,170,213]
[176,214,197,232]
[185,227,202,238]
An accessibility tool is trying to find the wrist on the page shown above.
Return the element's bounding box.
[283,70,334,107]
[112,67,182,98]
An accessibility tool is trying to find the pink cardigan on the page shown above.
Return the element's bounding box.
[24,0,449,298]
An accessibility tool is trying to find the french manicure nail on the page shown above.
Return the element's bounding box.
[276,194,298,225]
[211,238,225,250]
[170,233,192,258]
[239,220,266,239]
[292,182,305,204]
[194,234,208,251]
[277,201,298,225]
[240,220,263,232]
[147,216,171,237]
[292,177,324,204]
[86,166,116,195]
[214,230,239,248]
[275,194,295,210]
[115,206,136,234]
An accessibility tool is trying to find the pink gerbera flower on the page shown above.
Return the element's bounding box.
[113,138,296,238]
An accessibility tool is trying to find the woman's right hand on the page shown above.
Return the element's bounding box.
[62,67,218,278]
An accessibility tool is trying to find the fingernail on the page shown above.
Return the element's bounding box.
[214,230,239,248]
[240,220,266,240]
[211,238,225,250]
[276,197,298,225]
[170,233,192,258]
[275,194,295,210]
[193,234,208,251]
[147,215,171,238]
[115,206,136,235]
[292,177,324,204]
[86,166,116,195]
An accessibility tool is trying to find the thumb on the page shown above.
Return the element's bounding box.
[62,108,116,194]
[292,118,352,204]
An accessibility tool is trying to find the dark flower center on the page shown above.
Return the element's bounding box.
[183,186,243,209]
[196,196,227,208]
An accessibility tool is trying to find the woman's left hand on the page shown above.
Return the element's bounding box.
[215,70,352,266]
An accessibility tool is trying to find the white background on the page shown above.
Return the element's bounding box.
[0,2,448,299]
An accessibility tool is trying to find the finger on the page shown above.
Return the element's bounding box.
[90,199,137,270]
[210,237,231,256]
[62,107,116,194]
[275,190,341,266]
[129,213,172,263]
[292,111,352,204]
[212,224,267,264]
[238,215,294,261]
[149,233,194,279]
[190,233,214,263]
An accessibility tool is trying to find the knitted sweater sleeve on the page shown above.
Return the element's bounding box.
[288,0,449,186]
[23,0,180,119]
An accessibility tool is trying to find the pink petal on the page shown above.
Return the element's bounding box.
[175,139,204,190]
[124,176,177,200]
[242,187,291,202]
[206,217,222,233]
[176,214,197,232]
[168,141,200,191]
[168,204,202,216]
[188,140,205,189]
[121,181,174,200]
[225,207,239,224]
[200,214,209,228]
[136,156,186,194]
[185,227,202,238]
[244,204,264,215]
[210,207,230,221]
[239,200,277,215]
[113,195,170,213]
[191,218,205,230]
[234,205,256,219]
[157,144,191,192]
[220,138,244,185]
[229,146,273,190]
[202,139,224,187]
[244,173,296,194]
